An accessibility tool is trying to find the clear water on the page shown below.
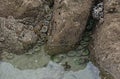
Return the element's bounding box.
[0,61,101,79]
[0,46,101,79]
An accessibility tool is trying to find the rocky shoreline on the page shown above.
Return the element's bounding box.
[0,0,120,79]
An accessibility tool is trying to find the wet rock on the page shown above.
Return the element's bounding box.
[90,0,120,79]
[45,0,93,55]
[0,17,37,54]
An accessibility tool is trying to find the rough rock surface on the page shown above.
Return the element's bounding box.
[46,0,93,55]
[0,17,37,54]
[0,0,43,18]
[90,0,120,79]
[0,0,54,55]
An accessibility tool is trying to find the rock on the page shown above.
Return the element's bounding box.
[0,17,37,54]
[1,51,14,60]
[45,0,93,55]
[90,0,120,79]
[0,0,43,18]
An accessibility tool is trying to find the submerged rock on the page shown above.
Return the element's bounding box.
[45,0,93,55]
[90,0,120,79]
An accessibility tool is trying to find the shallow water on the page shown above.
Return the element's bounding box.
[0,61,101,79]
[0,45,102,79]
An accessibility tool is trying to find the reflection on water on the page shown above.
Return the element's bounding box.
[0,61,101,79]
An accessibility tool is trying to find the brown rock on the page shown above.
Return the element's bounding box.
[45,0,93,55]
[90,0,120,79]
[0,17,37,54]
[0,0,53,55]
[0,0,43,18]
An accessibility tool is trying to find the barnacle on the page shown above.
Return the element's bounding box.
[40,25,48,33]
[82,36,91,42]
[51,54,66,63]
[74,57,86,65]
[75,50,82,57]
[92,2,104,20]
[76,45,84,50]
[34,46,41,52]
[80,41,89,47]
[1,52,14,60]
[67,51,77,57]
[81,49,90,56]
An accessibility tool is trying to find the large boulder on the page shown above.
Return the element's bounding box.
[0,17,37,54]
[90,0,120,79]
[45,0,93,55]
